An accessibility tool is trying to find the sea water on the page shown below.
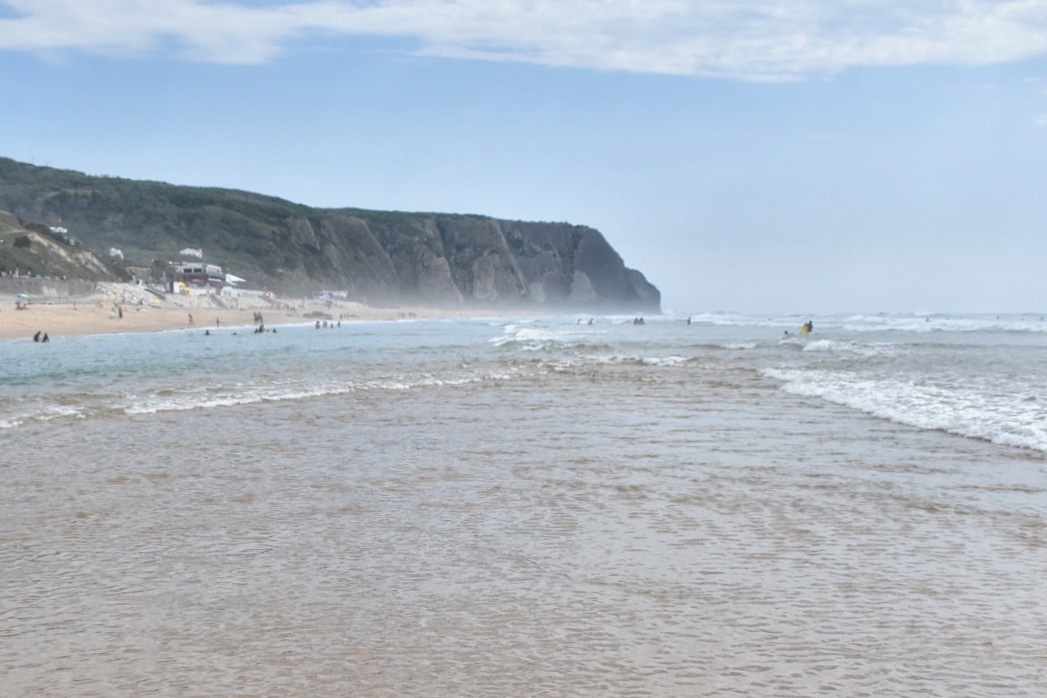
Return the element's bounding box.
[1,312,1045,696]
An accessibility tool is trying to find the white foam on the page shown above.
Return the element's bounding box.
[800,338,902,359]
[121,371,510,417]
[0,405,88,430]
[765,368,1047,453]
[678,311,1047,336]
[641,355,689,366]
[493,322,608,352]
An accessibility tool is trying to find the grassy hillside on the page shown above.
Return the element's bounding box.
[0,158,314,286]
[0,157,661,310]
[0,158,477,293]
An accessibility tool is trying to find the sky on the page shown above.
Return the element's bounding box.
[2,0,1047,314]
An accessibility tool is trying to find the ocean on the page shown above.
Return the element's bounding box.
[2,311,1045,696]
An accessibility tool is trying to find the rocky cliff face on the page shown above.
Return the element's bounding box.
[0,157,660,311]
[282,213,660,310]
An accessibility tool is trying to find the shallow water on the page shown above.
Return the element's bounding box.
[2,313,1046,695]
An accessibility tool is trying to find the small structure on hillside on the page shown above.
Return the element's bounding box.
[48,226,79,246]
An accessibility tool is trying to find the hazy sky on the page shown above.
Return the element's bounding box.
[2,0,1046,313]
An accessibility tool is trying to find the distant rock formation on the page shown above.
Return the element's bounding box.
[283,213,660,310]
[0,157,660,310]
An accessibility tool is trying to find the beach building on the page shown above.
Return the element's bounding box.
[171,262,225,289]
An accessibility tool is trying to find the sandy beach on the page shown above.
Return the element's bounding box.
[0,283,506,340]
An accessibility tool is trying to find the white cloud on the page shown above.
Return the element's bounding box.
[3,0,1047,79]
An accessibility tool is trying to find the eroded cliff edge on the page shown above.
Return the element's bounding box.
[285,213,659,310]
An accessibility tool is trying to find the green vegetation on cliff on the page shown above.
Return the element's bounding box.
[0,157,660,310]
[0,210,121,282]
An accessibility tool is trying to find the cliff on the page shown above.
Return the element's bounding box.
[0,210,120,283]
[0,157,660,311]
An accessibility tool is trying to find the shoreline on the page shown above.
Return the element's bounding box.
[0,290,522,341]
